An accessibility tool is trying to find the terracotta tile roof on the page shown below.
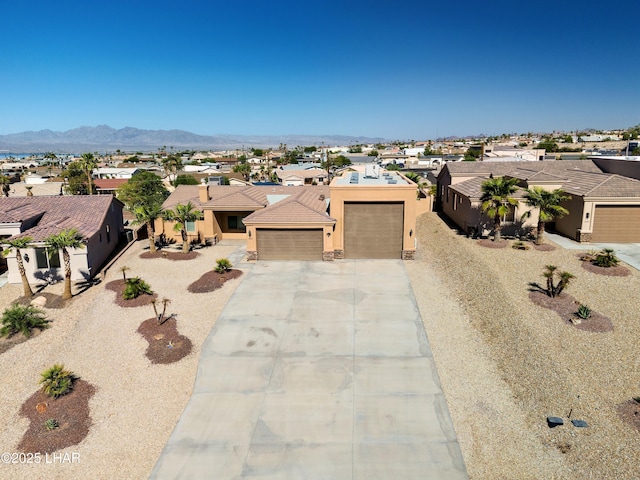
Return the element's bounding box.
[0,196,120,242]
[94,178,128,190]
[162,185,333,223]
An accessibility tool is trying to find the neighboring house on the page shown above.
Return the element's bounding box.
[93,167,139,179]
[7,182,65,197]
[155,169,418,260]
[437,159,640,242]
[275,168,328,186]
[1,196,125,284]
[93,178,128,195]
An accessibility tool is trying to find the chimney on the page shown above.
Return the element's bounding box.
[198,184,210,202]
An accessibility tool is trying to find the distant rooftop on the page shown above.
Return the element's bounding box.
[333,168,410,186]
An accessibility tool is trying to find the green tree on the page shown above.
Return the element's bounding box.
[162,154,182,183]
[251,148,264,157]
[173,174,200,186]
[233,161,252,181]
[78,153,97,195]
[163,202,202,253]
[62,162,91,195]
[521,187,570,244]
[45,229,85,300]
[0,174,10,197]
[537,140,559,152]
[117,171,169,210]
[2,237,34,297]
[131,204,165,253]
[480,176,519,241]
[386,163,401,171]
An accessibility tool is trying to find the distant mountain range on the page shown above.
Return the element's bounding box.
[0,125,388,153]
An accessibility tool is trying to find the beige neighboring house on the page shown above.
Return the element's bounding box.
[438,159,640,242]
[156,169,419,260]
[1,196,125,285]
[275,168,328,186]
[8,182,65,197]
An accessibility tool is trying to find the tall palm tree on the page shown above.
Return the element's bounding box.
[131,203,164,253]
[521,187,570,244]
[79,153,97,195]
[163,202,202,253]
[45,229,85,300]
[2,237,34,297]
[480,176,519,242]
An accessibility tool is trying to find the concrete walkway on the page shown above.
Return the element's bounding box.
[150,260,467,479]
[546,232,640,271]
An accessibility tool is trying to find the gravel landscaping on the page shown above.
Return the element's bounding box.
[405,213,640,480]
[0,241,243,480]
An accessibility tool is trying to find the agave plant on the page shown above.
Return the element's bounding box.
[44,419,59,431]
[576,304,592,320]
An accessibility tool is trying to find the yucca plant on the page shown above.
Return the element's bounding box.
[44,419,59,431]
[39,364,76,398]
[0,304,49,338]
[576,304,592,320]
[215,258,232,274]
[123,277,153,300]
[593,248,619,268]
[543,265,575,298]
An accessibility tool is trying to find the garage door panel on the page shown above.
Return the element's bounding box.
[344,202,403,259]
[257,229,323,260]
[592,206,640,243]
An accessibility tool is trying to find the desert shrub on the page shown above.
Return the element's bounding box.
[123,277,153,300]
[215,258,232,274]
[576,304,592,320]
[0,304,49,338]
[593,248,619,268]
[39,364,77,398]
[512,241,529,250]
[543,265,574,298]
[44,419,59,431]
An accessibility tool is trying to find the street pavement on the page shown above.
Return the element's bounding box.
[150,259,467,479]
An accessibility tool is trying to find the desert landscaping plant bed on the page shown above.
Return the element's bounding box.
[580,261,631,277]
[137,317,192,364]
[617,399,640,434]
[477,238,509,249]
[105,279,157,308]
[528,290,613,332]
[139,251,200,261]
[17,379,95,454]
[187,269,243,294]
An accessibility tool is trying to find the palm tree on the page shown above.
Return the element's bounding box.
[0,174,10,197]
[163,202,202,253]
[521,187,570,244]
[404,172,429,198]
[131,204,164,253]
[79,153,97,195]
[45,229,85,300]
[2,237,34,297]
[480,176,519,242]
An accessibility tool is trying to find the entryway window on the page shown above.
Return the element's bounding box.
[35,248,61,269]
[227,216,246,231]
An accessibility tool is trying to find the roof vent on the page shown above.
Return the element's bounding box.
[319,194,325,201]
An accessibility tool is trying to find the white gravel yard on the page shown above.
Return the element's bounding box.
[406,213,640,480]
[0,241,244,480]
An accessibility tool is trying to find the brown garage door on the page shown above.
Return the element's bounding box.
[257,229,323,260]
[592,205,640,242]
[344,202,404,258]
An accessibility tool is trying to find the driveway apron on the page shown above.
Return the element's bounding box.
[150,260,467,479]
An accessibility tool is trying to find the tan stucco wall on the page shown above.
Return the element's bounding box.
[329,182,417,254]
[555,196,585,240]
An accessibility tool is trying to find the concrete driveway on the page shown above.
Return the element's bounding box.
[150,260,467,479]
[546,232,640,271]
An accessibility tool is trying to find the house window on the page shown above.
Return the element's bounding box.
[453,194,458,210]
[502,205,516,223]
[35,248,61,269]
[227,215,246,231]
[185,220,197,232]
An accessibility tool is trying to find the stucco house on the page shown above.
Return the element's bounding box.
[1,196,125,285]
[437,159,640,242]
[156,169,421,260]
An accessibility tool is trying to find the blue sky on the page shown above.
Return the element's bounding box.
[1,0,639,139]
